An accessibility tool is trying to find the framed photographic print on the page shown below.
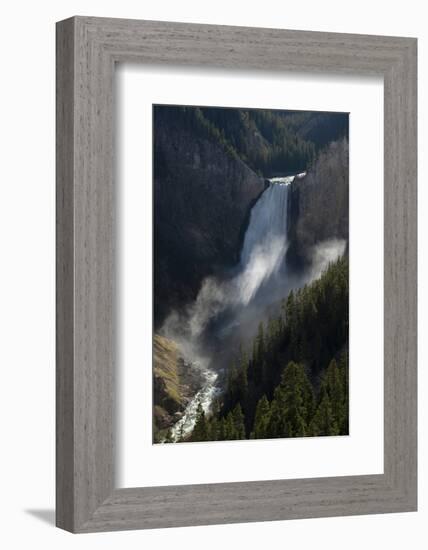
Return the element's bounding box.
[56,17,417,532]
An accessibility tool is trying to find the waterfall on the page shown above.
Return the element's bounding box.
[182,179,293,340]
[162,176,297,442]
[237,182,290,305]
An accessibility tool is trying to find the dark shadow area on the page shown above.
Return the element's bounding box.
[25,509,55,526]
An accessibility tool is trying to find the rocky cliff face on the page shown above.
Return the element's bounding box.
[153,334,204,440]
[296,112,349,150]
[287,138,349,266]
[154,113,265,326]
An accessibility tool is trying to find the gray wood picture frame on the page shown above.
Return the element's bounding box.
[56,16,417,533]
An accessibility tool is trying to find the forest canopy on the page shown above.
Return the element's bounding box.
[164,256,349,443]
[154,105,348,177]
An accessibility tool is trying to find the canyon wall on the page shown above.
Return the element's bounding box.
[287,138,349,267]
[154,110,265,326]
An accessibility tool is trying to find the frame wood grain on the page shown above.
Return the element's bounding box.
[56,16,417,533]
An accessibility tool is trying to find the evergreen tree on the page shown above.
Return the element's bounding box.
[267,362,313,438]
[337,351,349,434]
[266,397,287,438]
[208,415,219,441]
[285,290,298,356]
[312,356,349,435]
[253,322,265,385]
[225,412,236,440]
[323,359,345,426]
[191,401,208,442]
[195,257,349,443]
[251,395,271,439]
[261,361,268,391]
[249,338,258,382]
[310,393,339,436]
[257,322,265,360]
[218,417,227,441]
[232,404,246,439]
[237,346,249,400]
[226,361,239,408]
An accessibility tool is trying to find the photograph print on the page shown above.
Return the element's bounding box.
[153,104,349,444]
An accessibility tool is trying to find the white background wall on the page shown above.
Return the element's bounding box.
[0,1,425,548]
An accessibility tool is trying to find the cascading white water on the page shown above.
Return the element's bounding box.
[236,181,290,305]
[185,179,294,340]
[163,176,299,442]
[170,369,219,441]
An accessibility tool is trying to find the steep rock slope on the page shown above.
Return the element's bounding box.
[154,108,265,326]
[295,112,349,150]
[153,334,204,439]
[153,334,182,419]
[287,138,349,266]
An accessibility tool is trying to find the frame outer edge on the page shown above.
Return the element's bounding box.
[383,38,417,510]
[400,37,417,508]
[56,16,76,532]
[72,15,116,531]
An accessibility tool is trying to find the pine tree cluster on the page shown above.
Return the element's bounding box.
[153,106,346,177]
[180,256,349,442]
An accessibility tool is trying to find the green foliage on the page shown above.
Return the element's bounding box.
[189,257,349,443]
[190,401,208,442]
[309,394,339,437]
[313,355,348,435]
[251,395,270,439]
[283,256,349,372]
[252,322,265,385]
[257,362,312,438]
[154,105,347,177]
[207,415,219,442]
[237,346,249,400]
[232,404,246,440]
[249,109,316,174]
